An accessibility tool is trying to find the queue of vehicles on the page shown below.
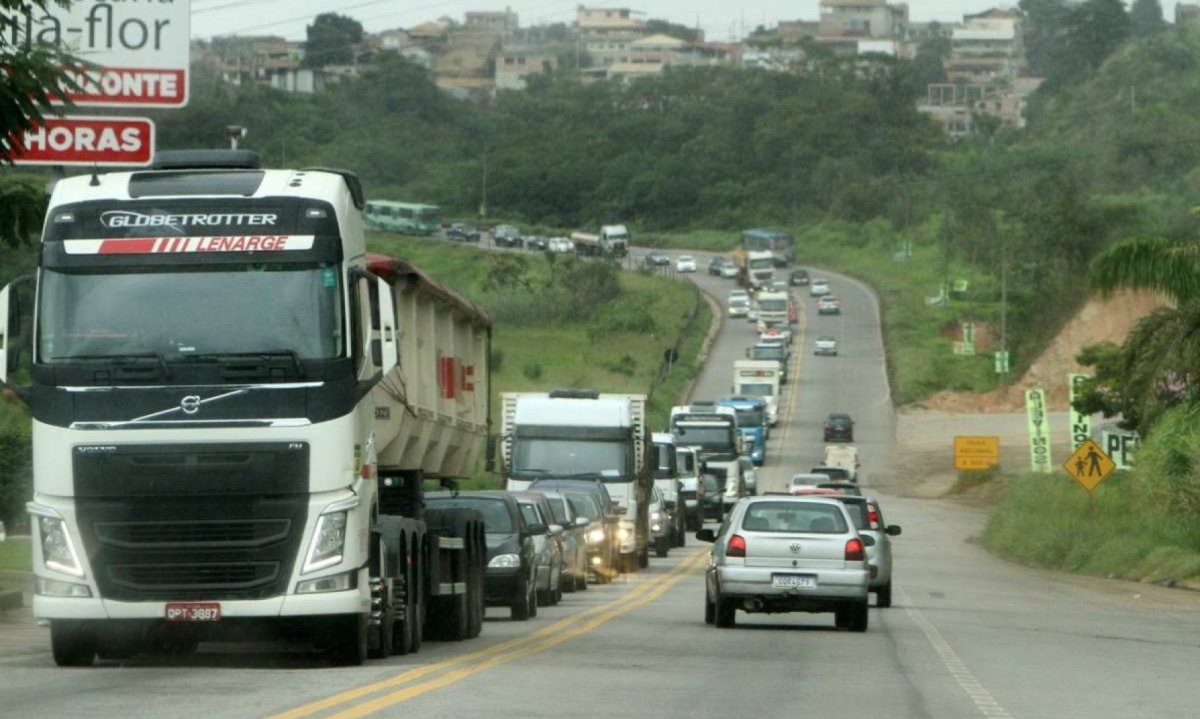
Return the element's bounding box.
[5,177,898,667]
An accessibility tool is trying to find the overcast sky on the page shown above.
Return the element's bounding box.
[191,1,1184,44]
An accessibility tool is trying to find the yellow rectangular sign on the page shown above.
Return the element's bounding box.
[954,436,1000,470]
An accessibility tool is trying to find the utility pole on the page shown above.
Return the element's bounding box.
[479,146,489,219]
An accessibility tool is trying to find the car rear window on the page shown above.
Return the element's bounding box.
[547,497,570,524]
[428,497,513,533]
[835,500,868,530]
[740,501,849,534]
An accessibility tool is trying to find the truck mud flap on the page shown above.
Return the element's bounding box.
[423,507,486,641]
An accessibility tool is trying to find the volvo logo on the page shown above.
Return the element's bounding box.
[789,542,802,554]
[180,395,202,415]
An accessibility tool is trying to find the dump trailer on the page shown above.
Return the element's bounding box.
[501,391,652,572]
[0,150,489,667]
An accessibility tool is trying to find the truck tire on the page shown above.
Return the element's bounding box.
[327,613,369,666]
[638,546,650,569]
[575,573,588,591]
[51,621,96,667]
[467,527,485,638]
[655,537,669,558]
[368,532,394,659]
[393,556,416,655]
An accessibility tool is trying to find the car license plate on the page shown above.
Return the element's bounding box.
[165,602,221,622]
[772,574,816,589]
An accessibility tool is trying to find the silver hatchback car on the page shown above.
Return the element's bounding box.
[697,496,872,630]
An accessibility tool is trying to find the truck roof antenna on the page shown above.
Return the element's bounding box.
[89,164,100,187]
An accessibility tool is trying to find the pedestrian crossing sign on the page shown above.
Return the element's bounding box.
[1063,438,1116,491]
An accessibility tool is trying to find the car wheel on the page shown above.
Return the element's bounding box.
[655,537,669,558]
[575,573,588,591]
[511,576,533,621]
[562,572,576,594]
[715,594,737,628]
[704,590,715,625]
[876,582,892,608]
[848,602,869,632]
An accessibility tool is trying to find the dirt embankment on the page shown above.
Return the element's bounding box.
[889,289,1167,500]
[915,289,1167,414]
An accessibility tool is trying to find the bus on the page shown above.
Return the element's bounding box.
[365,200,441,236]
[740,228,795,267]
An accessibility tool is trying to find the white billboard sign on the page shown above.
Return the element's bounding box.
[2,0,190,108]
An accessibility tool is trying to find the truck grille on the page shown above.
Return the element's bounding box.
[73,442,308,601]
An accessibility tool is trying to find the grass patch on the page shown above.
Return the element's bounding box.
[0,537,31,573]
[983,471,1200,584]
[948,466,1001,495]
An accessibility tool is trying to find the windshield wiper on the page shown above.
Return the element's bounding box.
[179,349,302,377]
[51,351,170,378]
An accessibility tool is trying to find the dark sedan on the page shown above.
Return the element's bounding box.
[426,491,539,620]
[447,223,481,243]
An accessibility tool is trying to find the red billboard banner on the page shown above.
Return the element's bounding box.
[61,67,187,107]
[9,116,155,167]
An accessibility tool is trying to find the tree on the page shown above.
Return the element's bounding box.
[1020,0,1070,78]
[1054,0,1132,86]
[1088,238,1200,432]
[0,0,82,164]
[303,13,364,68]
[1130,0,1165,37]
[645,19,700,43]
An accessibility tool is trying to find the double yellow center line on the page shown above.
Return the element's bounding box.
[268,549,709,719]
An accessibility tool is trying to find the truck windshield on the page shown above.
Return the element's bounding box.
[38,263,343,361]
[734,408,765,426]
[750,258,774,270]
[512,439,630,479]
[672,424,734,450]
[752,347,785,360]
[739,383,775,397]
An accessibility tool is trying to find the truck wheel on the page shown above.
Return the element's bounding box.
[440,593,469,641]
[393,564,416,655]
[328,614,369,666]
[51,621,96,667]
[575,573,588,591]
[655,537,669,558]
[638,547,650,569]
[467,531,485,638]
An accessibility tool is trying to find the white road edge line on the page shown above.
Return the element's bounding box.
[900,589,1014,719]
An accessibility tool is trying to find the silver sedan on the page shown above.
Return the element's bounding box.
[697,496,871,630]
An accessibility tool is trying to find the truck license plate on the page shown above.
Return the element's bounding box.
[772,574,816,589]
[165,602,221,622]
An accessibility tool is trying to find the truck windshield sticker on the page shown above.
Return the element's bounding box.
[100,211,279,229]
[64,235,316,254]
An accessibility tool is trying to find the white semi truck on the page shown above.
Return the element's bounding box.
[0,150,490,666]
[500,391,651,572]
[570,225,629,258]
[669,403,742,513]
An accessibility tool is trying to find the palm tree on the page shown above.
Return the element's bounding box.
[1088,238,1200,432]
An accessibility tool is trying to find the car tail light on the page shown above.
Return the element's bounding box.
[726,534,747,558]
[845,537,865,562]
[867,506,881,529]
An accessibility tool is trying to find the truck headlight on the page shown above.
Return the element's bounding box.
[302,511,348,574]
[296,570,356,594]
[587,528,605,544]
[617,521,634,542]
[650,511,662,522]
[38,515,84,578]
[488,553,520,568]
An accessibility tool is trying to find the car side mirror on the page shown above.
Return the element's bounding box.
[860,534,876,547]
[886,525,902,537]
[695,529,716,543]
[575,517,589,528]
[549,524,564,537]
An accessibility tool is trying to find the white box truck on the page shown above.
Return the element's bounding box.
[500,391,651,572]
[732,360,782,427]
[0,150,490,666]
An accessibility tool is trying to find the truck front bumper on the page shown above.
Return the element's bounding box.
[34,582,370,621]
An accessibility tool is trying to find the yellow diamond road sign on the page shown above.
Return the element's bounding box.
[1063,438,1116,491]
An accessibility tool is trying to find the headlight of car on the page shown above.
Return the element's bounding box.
[650,511,662,522]
[587,527,606,544]
[488,553,521,568]
[617,524,633,542]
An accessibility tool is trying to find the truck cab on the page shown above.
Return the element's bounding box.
[716,397,768,466]
[669,404,741,512]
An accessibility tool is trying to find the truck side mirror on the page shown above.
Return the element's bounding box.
[0,283,13,384]
[373,276,398,374]
[485,435,497,473]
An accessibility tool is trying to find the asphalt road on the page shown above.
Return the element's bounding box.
[2,247,1198,718]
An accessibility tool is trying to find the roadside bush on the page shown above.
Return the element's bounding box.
[1129,404,1200,520]
[590,295,657,337]
[0,404,31,532]
[521,362,543,381]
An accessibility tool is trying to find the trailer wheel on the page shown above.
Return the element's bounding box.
[467,526,485,638]
[51,621,96,667]
[392,552,416,655]
[368,532,394,660]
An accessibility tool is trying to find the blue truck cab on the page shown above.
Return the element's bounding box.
[717,396,768,466]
